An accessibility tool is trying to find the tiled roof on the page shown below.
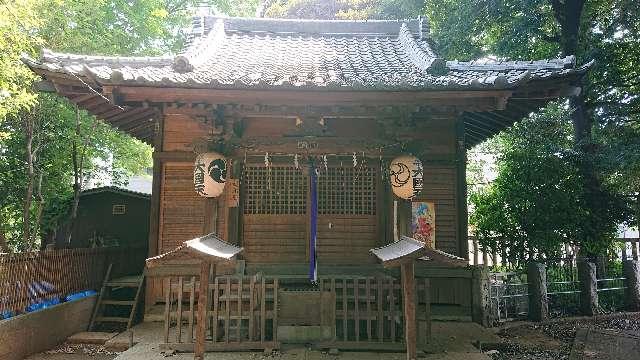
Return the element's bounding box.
[23,16,589,91]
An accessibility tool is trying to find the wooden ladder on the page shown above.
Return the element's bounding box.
[89,264,145,331]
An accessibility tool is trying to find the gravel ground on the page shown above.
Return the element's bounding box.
[25,343,119,360]
[486,312,640,360]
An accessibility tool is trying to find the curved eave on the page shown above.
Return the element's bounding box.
[462,76,584,149]
[25,56,589,148]
[27,67,158,145]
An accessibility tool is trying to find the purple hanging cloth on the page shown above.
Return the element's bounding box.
[309,165,318,283]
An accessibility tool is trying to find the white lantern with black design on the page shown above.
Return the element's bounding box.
[194,152,227,197]
[389,155,423,200]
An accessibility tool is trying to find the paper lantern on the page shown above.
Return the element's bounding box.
[389,155,423,200]
[194,152,227,197]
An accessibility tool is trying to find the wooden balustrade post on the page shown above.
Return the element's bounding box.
[195,261,213,360]
[401,260,417,360]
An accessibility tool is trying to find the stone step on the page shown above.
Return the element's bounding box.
[67,331,119,345]
[96,316,129,323]
[102,300,136,306]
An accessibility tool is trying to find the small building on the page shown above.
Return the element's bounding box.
[24,16,587,350]
[53,186,150,249]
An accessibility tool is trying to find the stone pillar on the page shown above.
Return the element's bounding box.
[578,261,598,316]
[471,265,490,326]
[623,260,640,311]
[527,262,548,321]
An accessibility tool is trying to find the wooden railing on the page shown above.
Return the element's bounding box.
[162,275,279,351]
[468,237,640,267]
[0,246,146,315]
[318,276,431,348]
[161,275,431,352]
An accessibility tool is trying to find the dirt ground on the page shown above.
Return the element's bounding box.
[25,314,640,360]
[485,312,640,360]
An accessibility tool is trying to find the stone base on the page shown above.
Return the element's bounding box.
[0,295,96,360]
[276,325,334,343]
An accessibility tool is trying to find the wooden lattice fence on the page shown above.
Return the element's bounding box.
[0,246,146,315]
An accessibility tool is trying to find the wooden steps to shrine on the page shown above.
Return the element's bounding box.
[89,264,145,331]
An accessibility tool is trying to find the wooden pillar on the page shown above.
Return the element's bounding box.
[148,114,164,258]
[623,260,640,311]
[376,166,389,247]
[203,198,218,235]
[195,261,213,360]
[227,159,242,245]
[401,261,417,360]
[146,114,163,308]
[455,117,469,259]
[527,262,548,321]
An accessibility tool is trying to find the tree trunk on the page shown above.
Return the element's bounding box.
[0,215,9,253]
[22,114,34,250]
[66,107,97,245]
[552,0,605,257]
[66,107,82,245]
[32,171,45,249]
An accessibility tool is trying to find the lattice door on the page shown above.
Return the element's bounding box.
[316,165,378,264]
[242,166,308,263]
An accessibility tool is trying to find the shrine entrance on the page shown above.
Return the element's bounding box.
[241,161,379,267]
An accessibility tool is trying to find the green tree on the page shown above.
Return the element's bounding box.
[427,0,639,257]
[0,0,221,251]
[471,104,628,264]
[262,0,423,19]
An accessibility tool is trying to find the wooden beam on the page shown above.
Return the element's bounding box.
[128,125,155,141]
[464,121,496,138]
[93,108,123,120]
[90,103,121,118]
[68,94,96,104]
[123,118,157,136]
[110,109,155,129]
[103,107,147,124]
[106,86,513,108]
[78,95,108,108]
[153,151,197,162]
[465,112,510,132]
